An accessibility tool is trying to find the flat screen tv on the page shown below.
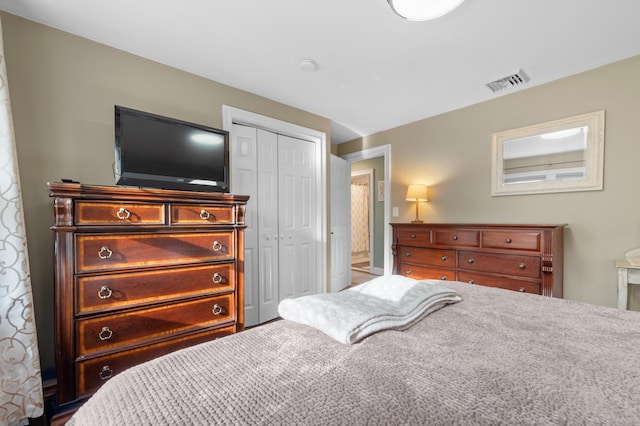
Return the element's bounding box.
[114,105,229,193]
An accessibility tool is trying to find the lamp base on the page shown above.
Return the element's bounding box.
[411,219,423,223]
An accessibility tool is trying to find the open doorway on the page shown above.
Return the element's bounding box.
[350,157,385,277]
[342,145,392,279]
[351,169,373,272]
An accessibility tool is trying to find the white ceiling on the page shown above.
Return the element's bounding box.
[1,0,639,143]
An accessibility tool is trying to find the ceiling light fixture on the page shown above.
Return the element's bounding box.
[387,0,465,21]
[300,59,318,72]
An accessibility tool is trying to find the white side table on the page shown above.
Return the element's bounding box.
[616,248,640,310]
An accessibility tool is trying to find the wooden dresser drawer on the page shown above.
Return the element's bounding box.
[171,204,233,225]
[482,230,541,252]
[459,251,541,279]
[76,263,235,315]
[76,293,235,356]
[396,228,432,245]
[75,201,166,226]
[76,231,234,273]
[458,271,540,294]
[398,263,456,281]
[76,325,236,399]
[435,230,480,247]
[398,246,456,268]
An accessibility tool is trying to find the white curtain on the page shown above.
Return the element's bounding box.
[0,17,44,426]
[350,183,370,254]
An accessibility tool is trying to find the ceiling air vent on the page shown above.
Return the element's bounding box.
[486,70,530,93]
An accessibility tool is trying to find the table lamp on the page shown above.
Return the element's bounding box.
[406,184,428,223]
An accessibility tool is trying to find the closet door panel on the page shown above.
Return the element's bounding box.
[279,241,296,300]
[278,135,317,299]
[257,129,280,322]
[259,245,278,309]
[298,241,315,295]
[278,169,296,300]
[231,125,260,327]
[297,173,315,296]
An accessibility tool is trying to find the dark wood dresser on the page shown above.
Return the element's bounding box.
[391,223,565,297]
[48,182,248,412]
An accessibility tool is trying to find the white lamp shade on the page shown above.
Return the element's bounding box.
[406,184,428,202]
[387,0,465,21]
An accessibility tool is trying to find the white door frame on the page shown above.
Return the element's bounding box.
[222,105,328,295]
[342,145,392,276]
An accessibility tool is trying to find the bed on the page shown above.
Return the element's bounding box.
[68,278,640,425]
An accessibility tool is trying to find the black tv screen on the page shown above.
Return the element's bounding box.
[114,105,229,193]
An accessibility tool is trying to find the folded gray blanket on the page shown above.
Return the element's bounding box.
[278,275,461,344]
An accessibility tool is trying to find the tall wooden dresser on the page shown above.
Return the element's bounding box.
[391,223,565,297]
[48,182,248,413]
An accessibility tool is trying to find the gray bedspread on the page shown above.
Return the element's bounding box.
[68,281,640,425]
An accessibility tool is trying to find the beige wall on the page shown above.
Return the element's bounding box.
[1,12,331,375]
[338,54,640,313]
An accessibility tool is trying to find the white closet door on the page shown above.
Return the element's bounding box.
[230,124,259,327]
[231,124,319,325]
[278,134,316,301]
[257,129,280,323]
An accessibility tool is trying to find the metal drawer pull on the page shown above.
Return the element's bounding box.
[411,234,416,238]
[519,263,526,269]
[441,255,447,261]
[200,209,210,220]
[519,287,526,292]
[98,285,113,299]
[212,241,223,252]
[505,238,512,243]
[467,258,474,264]
[99,365,113,381]
[467,279,474,284]
[405,270,412,275]
[98,246,113,260]
[212,304,223,315]
[405,252,412,257]
[440,275,447,280]
[212,273,223,284]
[452,235,458,240]
[116,207,131,220]
[99,326,113,341]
